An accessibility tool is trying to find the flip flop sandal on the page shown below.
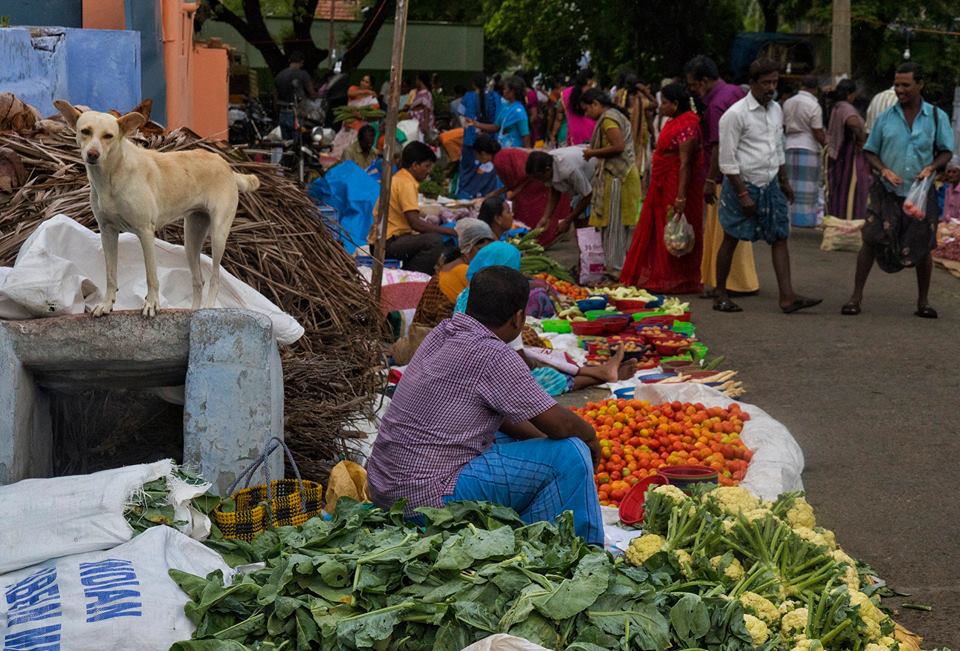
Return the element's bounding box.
[914,305,938,319]
[841,302,861,316]
[713,300,743,313]
[781,297,823,314]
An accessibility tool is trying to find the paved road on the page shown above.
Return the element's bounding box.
[556,228,960,646]
[692,229,960,646]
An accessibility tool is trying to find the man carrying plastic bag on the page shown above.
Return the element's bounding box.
[841,62,954,318]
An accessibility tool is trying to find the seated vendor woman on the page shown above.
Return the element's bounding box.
[368,141,456,275]
[367,266,604,544]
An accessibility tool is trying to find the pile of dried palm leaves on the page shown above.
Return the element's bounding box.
[0,107,386,482]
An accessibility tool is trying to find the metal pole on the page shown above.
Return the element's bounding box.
[831,0,851,80]
[371,0,409,303]
[328,0,336,63]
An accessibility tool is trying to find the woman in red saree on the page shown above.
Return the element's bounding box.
[621,84,705,294]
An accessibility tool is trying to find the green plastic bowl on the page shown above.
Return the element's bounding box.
[541,319,572,334]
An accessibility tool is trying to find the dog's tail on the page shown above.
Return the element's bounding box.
[234,172,260,194]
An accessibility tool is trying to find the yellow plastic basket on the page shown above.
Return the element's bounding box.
[213,437,323,541]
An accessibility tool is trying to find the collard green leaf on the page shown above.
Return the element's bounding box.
[507,611,562,649]
[170,641,250,651]
[669,593,711,645]
[532,552,611,620]
[294,607,319,651]
[587,603,670,650]
[462,525,516,561]
[318,559,351,587]
[334,604,408,649]
[451,601,498,633]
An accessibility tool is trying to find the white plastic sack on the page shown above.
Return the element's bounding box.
[0,526,229,651]
[461,634,551,651]
[0,215,304,345]
[602,382,805,501]
[576,227,605,285]
[0,460,211,574]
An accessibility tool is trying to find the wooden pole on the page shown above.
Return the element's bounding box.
[831,0,851,80]
[371,0,409,303]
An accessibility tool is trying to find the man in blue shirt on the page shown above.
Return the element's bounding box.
[842,62,954,318]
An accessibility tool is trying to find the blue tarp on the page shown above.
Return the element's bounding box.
[308,162,380,254]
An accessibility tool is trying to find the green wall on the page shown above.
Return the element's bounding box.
[199,18,483,73]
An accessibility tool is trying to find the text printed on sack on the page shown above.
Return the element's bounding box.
[3,559,143,650]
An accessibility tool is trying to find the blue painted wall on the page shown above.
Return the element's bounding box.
[125,0,166,124]
[0,0,82,28]
[0,27,140,116]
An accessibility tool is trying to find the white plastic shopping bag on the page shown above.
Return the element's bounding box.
[903,175,934,220]
[0,526,230,651]
[576,227,605,285]
[0,461,212,574]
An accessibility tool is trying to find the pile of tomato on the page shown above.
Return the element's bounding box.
[533,273,590,300]
[573,398,754,508]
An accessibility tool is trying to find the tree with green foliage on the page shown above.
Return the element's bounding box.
[196,0,395,76]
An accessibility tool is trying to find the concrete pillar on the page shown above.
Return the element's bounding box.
[184,310,284,495]
[0,330,51,484]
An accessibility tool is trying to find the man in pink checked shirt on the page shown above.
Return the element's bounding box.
[367,266,604,544]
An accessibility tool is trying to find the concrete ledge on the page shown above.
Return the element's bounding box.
[0,309,283,493]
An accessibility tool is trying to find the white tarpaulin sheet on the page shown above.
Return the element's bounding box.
[0,215,304,345]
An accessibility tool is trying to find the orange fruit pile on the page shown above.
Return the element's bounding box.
[533,273,590,300]
[573,398,753,508]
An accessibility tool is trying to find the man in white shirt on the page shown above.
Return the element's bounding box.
[714,58,822,314]
[864,86,897,134]
[525,147,597,233]
[782,77,827,227]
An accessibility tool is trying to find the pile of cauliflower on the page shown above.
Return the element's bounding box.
[626,486,901,650]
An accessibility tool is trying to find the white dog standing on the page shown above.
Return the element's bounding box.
[54,100,260,317]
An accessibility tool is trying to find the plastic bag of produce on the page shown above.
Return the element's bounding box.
[461,635,551,651]
[576,227,605,284]
[663,210,695,257]
[0,526,230,651]
[0,460,211,574]
[903,175,934,220]
[820,216,864,252]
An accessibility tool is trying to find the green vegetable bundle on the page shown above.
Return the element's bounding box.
[333,106,386,124]
[628,485,902,650]
[170,500,760,650]
[124,467,215,534]
[510,229,575,283]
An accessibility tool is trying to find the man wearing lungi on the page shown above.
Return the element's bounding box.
[782,77,827,228]
[713,58,822,314]
[367,266,603,544]
[841,62,954,318]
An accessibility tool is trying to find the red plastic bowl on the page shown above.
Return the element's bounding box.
[614,298,653,312]
[571,320,607,336]
[618,465,719,524]
[600,315,631,335]
[618,474,668,525]
[655,342,691,356]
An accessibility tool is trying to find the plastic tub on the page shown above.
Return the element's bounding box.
[631,310,667,322]
[600,315,631,335]
[613,298,653,312]
[577,296,608,312]
[541,319,573,334]
[571,320,607,336]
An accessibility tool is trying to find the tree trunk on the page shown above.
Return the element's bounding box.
[758,0,778,33]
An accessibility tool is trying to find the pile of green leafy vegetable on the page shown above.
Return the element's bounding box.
[170,499,759,650]
[124,467,217,534]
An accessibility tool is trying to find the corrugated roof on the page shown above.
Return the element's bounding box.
[314,0,360,21]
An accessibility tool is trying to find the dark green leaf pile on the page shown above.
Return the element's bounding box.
[170,499,758,650]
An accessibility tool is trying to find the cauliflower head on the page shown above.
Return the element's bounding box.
[790,639,824,651]
[743,613,770,647]
[785,496,816,529]
[673,549,694,578]
[793,526,834,549]
[865,644,891,651]
[706,486,760,514]
[710,554,745,581]
[781,607,809,637]
[653,484,690,503]
[740,591,780,626]
[625,533,665,566]
[830,549,860,591]
[851,591,884,640]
